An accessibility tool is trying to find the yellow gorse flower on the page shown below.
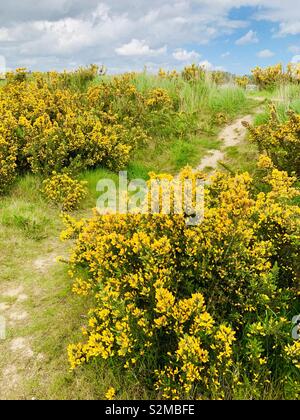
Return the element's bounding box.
[64,166,300,399]
[105,387,116,400]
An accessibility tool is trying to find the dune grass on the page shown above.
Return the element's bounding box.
[253,82,300,126]
[123,73,255,178]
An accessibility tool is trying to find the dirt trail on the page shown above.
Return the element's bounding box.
[197,115,253,172]
[0,238,66,399]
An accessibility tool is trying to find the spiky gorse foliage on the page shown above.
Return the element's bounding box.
[285,341,300,370]
[158,68,180,80]
[245,105,300,177]
[180,65,228,86]
[252,64,284,90]
[252,63,300,90]
[210,71,226,86]
[0,69,176,194]
[42,173,87,212]
[181,64,206,83]
[64,166,300,400]
[235,76,249,89]
[287,63,300,84]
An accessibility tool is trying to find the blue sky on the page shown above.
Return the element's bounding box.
[0,1,299,75]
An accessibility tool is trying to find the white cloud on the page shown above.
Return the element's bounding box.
[0,1,247,71]
[291,55,300,63]
[115,39,167,57]
[0,28,12,41]
[257,49,275,58]
[254,0,300,36]
[172,48,201,61]
[199,60,224,71]
[0,1,299,73]
[221,51,230,58]
[236,30,259,45]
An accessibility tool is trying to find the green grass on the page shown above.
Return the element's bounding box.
[120,73,255,178]
[0,174,150,400]
[127,132,222,177]
[207,87,248,116]
[78,168,121,207]
[224,141,259,175]
[273,83,300,103]
[253,86,300,126]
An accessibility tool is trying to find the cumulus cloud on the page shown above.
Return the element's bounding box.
[257,49,275,58]
[254,0,300,36]
[172,48,201,61]
[0,1,299,72]
[116,39,167,57]
[199,60,224,71]
[0,29,12,42]
[236,30,259,45]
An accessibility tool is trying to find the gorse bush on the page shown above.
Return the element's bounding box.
[42,173,88,212]
[245,105,300,177]
[181,65,229,86]
[235,76,249,89]
[252,63,300,90]
[0,67,249,196]
[287,63,300,84]
[158,68,180,80]
[0,69,178,194]
[64,166,300,400]
[210,71,226,86]
[56,64,105,91]
[252,64,284,90]
[182,64,206,83]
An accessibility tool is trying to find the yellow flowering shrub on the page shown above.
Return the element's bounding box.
[42,173,87,211]
[0,110,18,193]
[252,64,284,90]
[158,69,180,80]
[64,166,300,399]
[244,105,300,177]
[182,64,206,83]
[155,324,236,399]
[251,62,300,89]
[285,342,300,369]
[213,112,228,126]
[145,88,172,110]
[287,63,300,84]
[211,71,226,86]
[55,64,103,91]
[0,68,181,194]
[235,76,249,89]
[6,67,28,83]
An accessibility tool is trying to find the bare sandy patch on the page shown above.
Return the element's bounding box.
[10,337,34,359]
[197,115,254,172]
[33,253,58,273]
[197,150,225,171]
[0,302,10,311]
[9,311,28,321]
[2,286,24,298]
[17,294,29,303]
[0,365,21,393]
